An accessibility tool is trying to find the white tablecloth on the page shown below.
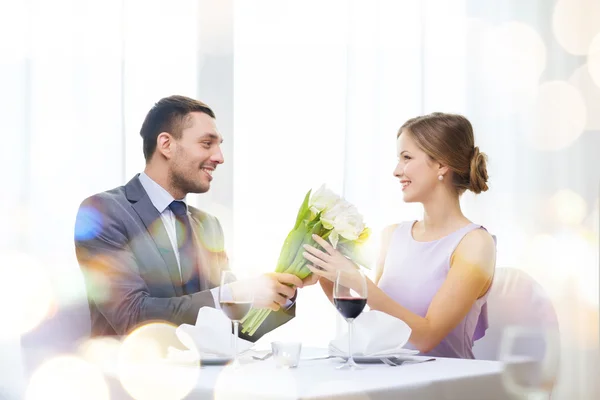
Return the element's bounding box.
[106,349,514,400]
[187,352,511,400]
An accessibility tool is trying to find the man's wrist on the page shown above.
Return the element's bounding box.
[284,289,298,310]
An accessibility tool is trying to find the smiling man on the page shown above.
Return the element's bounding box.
[74,95,312,339]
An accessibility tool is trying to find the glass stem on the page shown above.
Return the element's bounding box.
[233,320,239,363]
[348,318,354,362]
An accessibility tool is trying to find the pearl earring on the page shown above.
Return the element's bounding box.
[438,175,444,181]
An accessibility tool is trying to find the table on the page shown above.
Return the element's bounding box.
[106,349,514,400]
[187,355,511,400]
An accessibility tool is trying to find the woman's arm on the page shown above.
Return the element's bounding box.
[319,278,334,304]
[305,228,495,353]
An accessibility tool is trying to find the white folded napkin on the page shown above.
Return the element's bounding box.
[329,310,417,356]
[173,307,254,360]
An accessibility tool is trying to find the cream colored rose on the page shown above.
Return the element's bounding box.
[320,201,347,230]
[321,200,365,245]
[332,203,365,241]
[309,184,340,216]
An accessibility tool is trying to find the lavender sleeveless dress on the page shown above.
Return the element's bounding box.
[377,221,494,359]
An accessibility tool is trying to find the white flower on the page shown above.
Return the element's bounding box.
[309,184,340,216]
[320,201,348,230]
[332,204,365,241]
[329,230,340,248]
[322,200,365,241]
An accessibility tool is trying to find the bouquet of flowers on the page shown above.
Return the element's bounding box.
[240,185,371,336]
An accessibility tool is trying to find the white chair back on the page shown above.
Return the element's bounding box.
[473,267,559,361]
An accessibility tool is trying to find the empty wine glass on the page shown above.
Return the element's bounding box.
[499,326,560,400]
[333,269,368,370]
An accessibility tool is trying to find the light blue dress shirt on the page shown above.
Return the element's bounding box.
[139,172,225,308]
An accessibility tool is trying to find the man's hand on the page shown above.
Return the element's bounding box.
[230,272,303,311]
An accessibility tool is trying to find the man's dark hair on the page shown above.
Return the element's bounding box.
[140,95,215,161]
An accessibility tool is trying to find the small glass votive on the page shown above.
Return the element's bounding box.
[271,341,302,369]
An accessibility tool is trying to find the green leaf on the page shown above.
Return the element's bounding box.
[241,308,259,332]
[242,308,272,336]
[285,221,323,274]
[293,189,312,231]
[274,224,305,272]
[276,223,309,272]
[296,263,312,279]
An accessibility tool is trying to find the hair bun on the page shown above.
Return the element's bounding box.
[469,146,489,194]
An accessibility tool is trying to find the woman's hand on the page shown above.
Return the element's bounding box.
[302,234,358,281]
[301,273,320,287]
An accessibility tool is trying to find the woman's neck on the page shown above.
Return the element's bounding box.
[420,191,469,234]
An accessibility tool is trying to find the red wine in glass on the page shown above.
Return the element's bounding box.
[334,298,366,319]
[333,269,368,370]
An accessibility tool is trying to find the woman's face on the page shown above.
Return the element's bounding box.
[393,131,442,203]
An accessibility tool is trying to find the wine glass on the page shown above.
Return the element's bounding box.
[219,271,253,367]
[499,326,560,400]
[333,269,368,370]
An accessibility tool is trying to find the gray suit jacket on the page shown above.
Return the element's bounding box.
[74,175,294,340]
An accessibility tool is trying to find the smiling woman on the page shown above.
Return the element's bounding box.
[306,112,496,359]
[395,113,489,201]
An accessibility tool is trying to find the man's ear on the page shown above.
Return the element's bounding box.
[156,132,173,159]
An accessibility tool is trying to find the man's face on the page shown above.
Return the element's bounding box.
[169,112,224,195]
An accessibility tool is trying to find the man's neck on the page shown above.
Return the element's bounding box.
[143,164,185,200]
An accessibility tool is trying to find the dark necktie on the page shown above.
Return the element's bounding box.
[169,200,201,294]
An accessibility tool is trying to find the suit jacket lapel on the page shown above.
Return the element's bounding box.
[189,214,211,291]
[126,175,184,296]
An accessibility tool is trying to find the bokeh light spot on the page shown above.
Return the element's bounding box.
[588,33,600,89]
[553,0,600,55]
[527,81,587,151]
[568,63,600,130]
[25,355,109,400]
[578,232,599,307]
[74,206,104,241]
[549,189,588,226]
[0,253,55,339]
[118,322,200,400]
[480,22,546,98]
[79,337,122,372]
